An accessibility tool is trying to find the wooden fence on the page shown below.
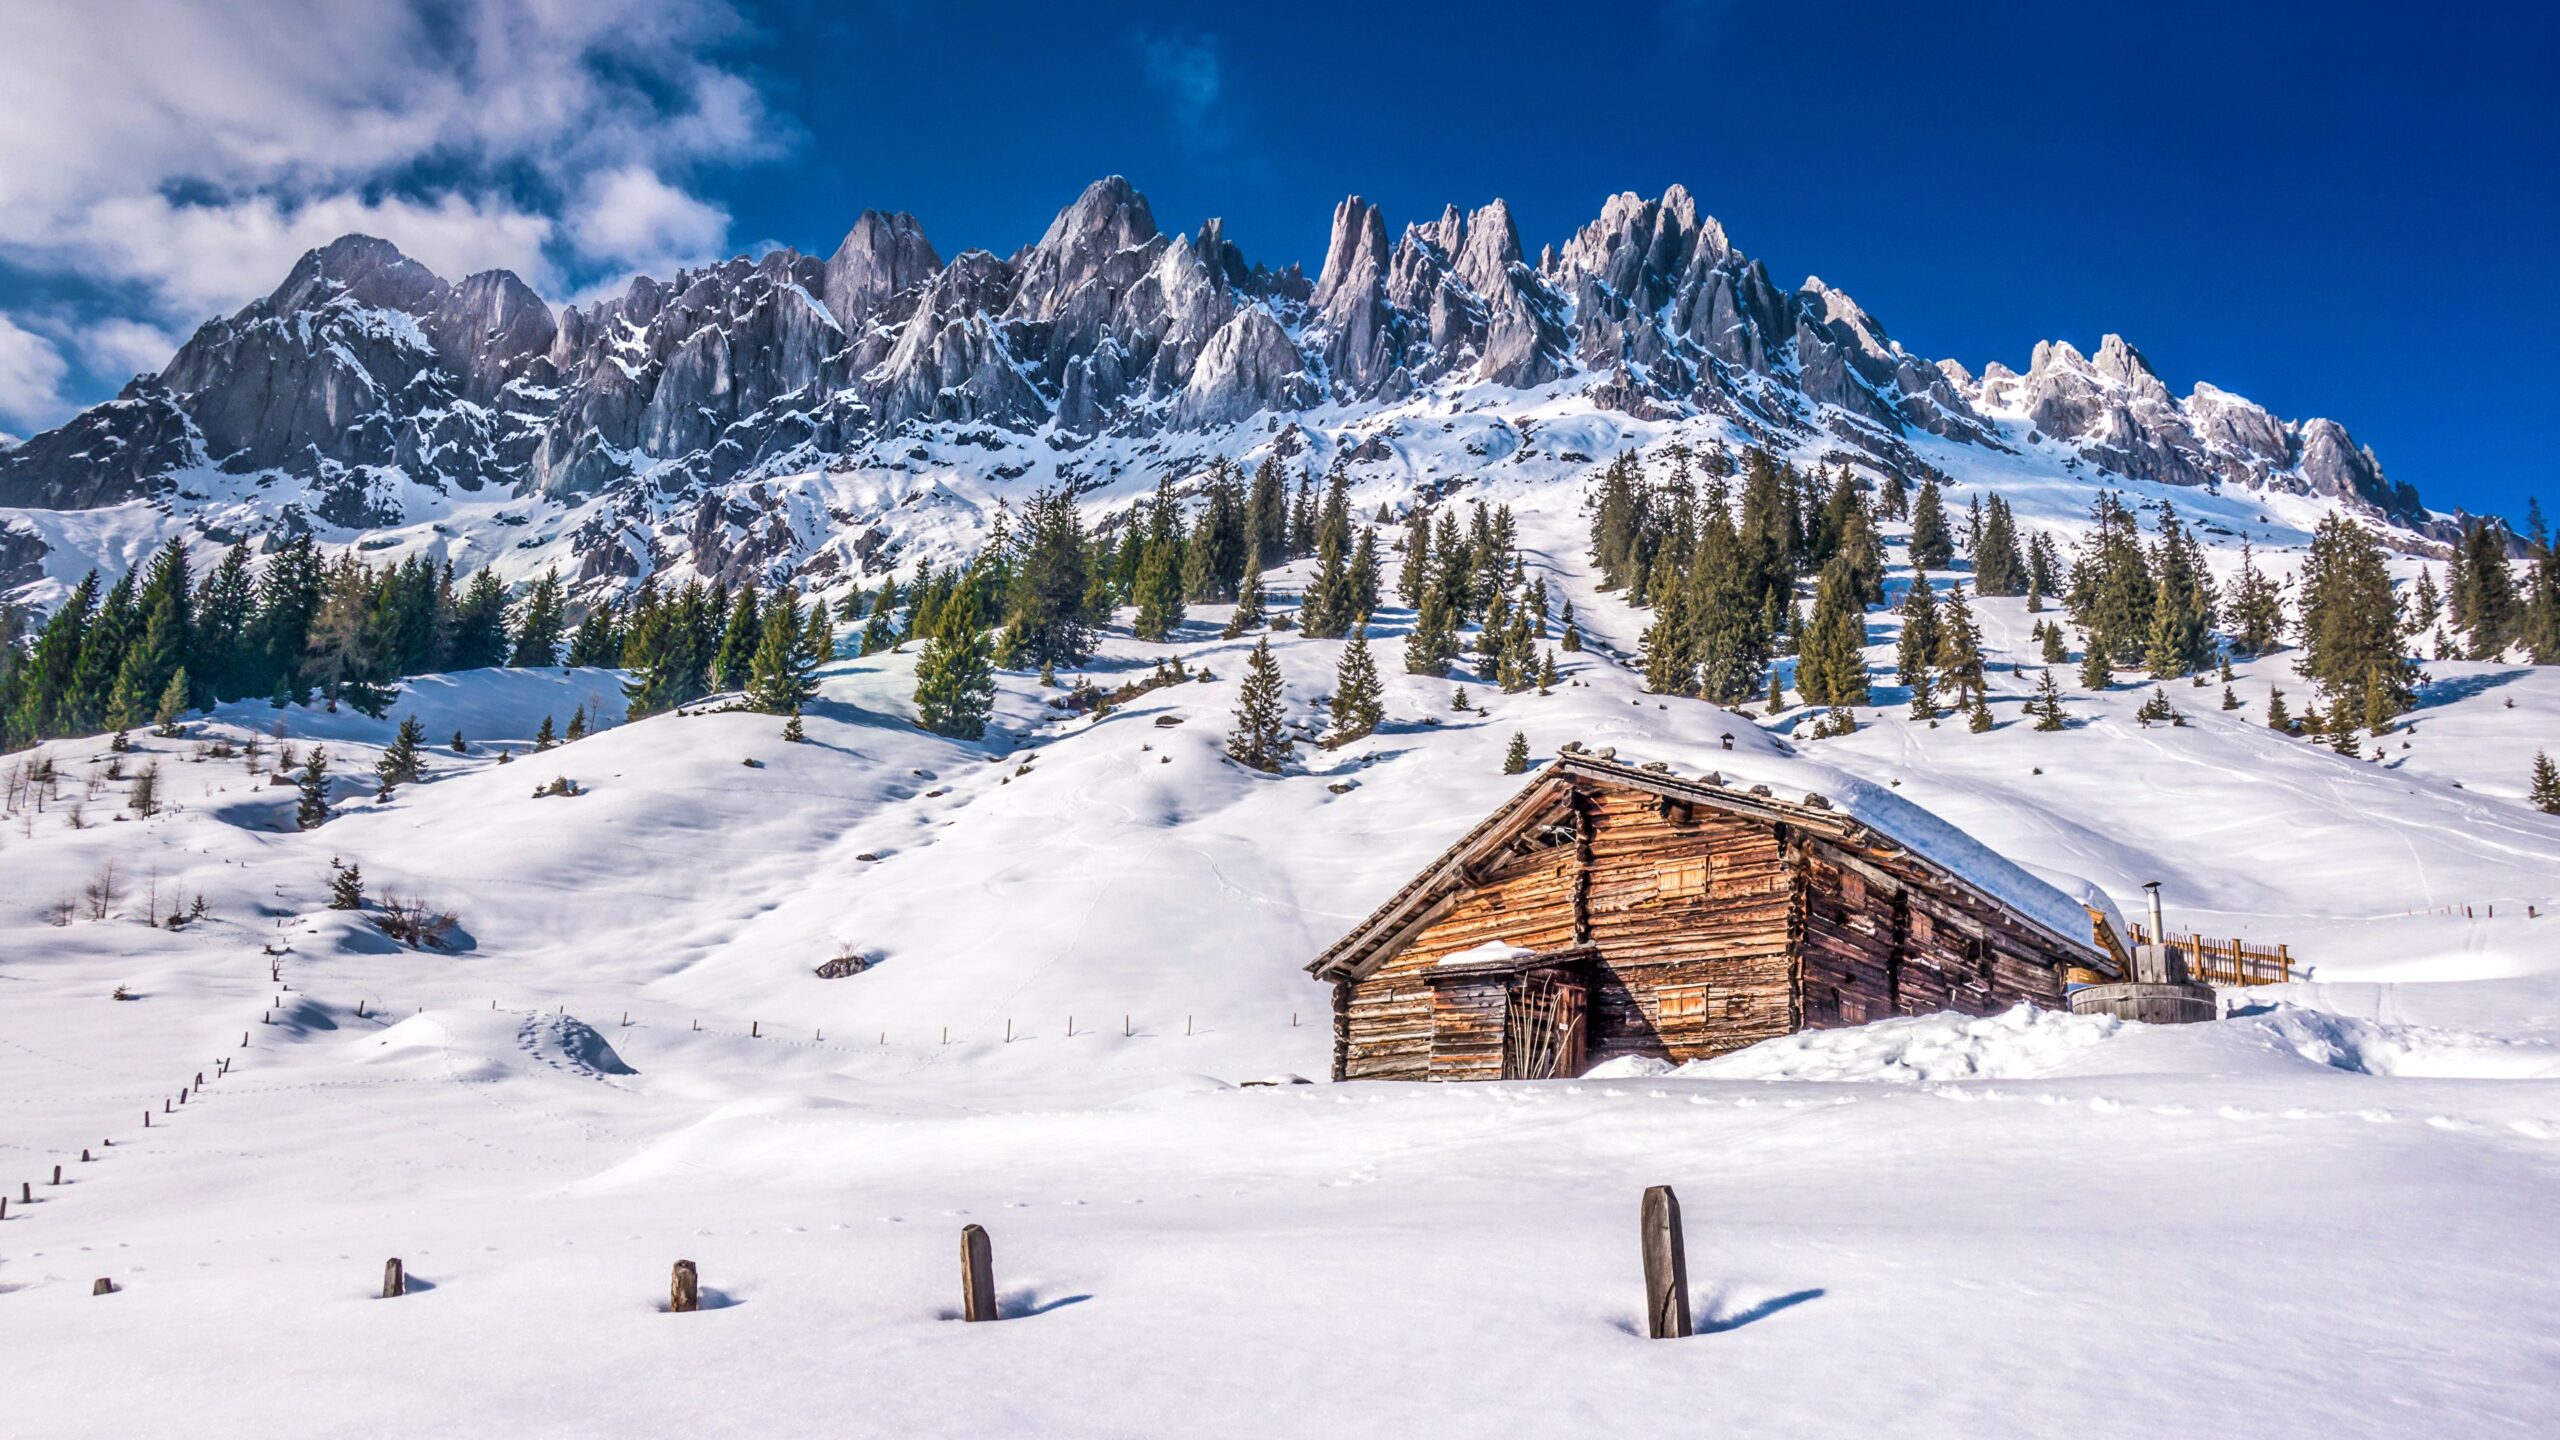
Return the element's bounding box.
[2125,924,2293,986]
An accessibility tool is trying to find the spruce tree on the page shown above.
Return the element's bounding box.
[1797,555,1870,707]
[510,569,569,667]
[2078,641,2113,690]
[153,668,191,737]
[1907,669,1937,720]
[1225,559,1266,639]
[2299,514,2414,725]
[296,747,331,830]
[1641,581,1696,695]
[331,863,364,910]
[1966,689,1994,733]
[1397,509,1433,605]
[1226,637,1288,772]
[535,715,557,751]
[913,580,995,740]
[713,583,763,691]
[1895,577,1940,688]
[1537,650,1558,694]
[565,600,621,668]
[452,730,468,753]
[2221,684,2241,710]
[1133,535,1187,642]
[2225,542,2286,656]
[2266,686,2293,733]
[1559,601,1582,653]
[1908,477,1953,570]
[1004,486,1102,668]
[566,705,588,741]
[1974,495,2029,596]
[2530,750,2560,814]
[2031,670,2068,731]
[1935,582,1985,705]
[2040,620,2068,664]
[746,588,822,714]
[376,715,427,788]
[782,706,805,743]
[1405,585,1460,677]
[1503,731,1530,775]
[1328,626,1384,744]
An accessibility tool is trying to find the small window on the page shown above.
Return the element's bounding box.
[1657,984,1711,1024]
[1657,860,1709,900]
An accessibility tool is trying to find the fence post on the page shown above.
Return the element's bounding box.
[382,1258,406,1298]
[1641,1184,1692,1339]
[961,1224,997,1322]
[92,1278,113,1296]
[669,1260,699,1313]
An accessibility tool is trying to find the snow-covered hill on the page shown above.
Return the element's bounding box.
[4,428,2558,1434]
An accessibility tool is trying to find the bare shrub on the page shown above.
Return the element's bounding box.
[80,859,121,921]
[377,895,460,951]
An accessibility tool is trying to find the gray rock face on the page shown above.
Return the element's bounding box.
[0,174,2437,557]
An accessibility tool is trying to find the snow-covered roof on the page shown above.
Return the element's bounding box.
[1308,754,2117,983]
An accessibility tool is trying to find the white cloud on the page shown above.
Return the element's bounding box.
[569,168,733,276]
[0,0,780,330]
[1140,33,1226,135]
[0,314,73,431]
[76,318,185,381]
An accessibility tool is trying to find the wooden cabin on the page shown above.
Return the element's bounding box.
[1308,754,2123,1082]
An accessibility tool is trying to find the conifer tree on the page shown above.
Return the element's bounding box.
[747,588,823,714]
[377,715,427,788]
[2522,544,2560,665]
[1347,528,1382,623]
[1797,555,1870,707]
[1895,577,1940,688]
[713,583,763,691]
[2030,670,2068,731]
[1766,669,1785,712]
[782,706,805,743]
[1908,668,1937,720]
[331,863,364,910]
[2078,640,2113,690]
[2266,686,2293,733]
[1300,523,1353,639]
[1397,508,1433,605]
[1966,689,1994,733]
[1503,731,1529,775]
[1405,584,1460,677]
[296,747,331,830]
[2040,620,2068,664]
[1689,513,1770,704]
[1003,485,1103,668]
[1537,649,1558,694]
[2455,519,2518,658]
[566,705,588,742]
[2026,531,2062,604]
[2143,504,2216,677]
[1908,477,1953,570]
[1226,637,1289,772]
[1559,600,1582,653]
[860,582,899,656]
[510,569,569,667]
[1451,685,1472,711]
[452,730,468,753]
[1133,535,1187,642]
[535,715,557,751]
[1934,582,1985,705]
[2410,566,2443,634]
[1328,626,1384,744]
[2221,684,2240,710]
[1224,558,1266,639]
[565,600,621,667]
[1974,495,2029,596]
[2531,750,2560,814]
[913,580,995,740]
[2225,541,2286,656]
[153,667,191,736]
[1641,581,1695,696]
[2298,514,2414,724]
[1247,455,1289,563]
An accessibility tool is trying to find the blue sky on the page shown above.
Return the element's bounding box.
[1,0,2551,522]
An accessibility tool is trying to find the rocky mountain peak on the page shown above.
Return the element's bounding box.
[823,210,940,331]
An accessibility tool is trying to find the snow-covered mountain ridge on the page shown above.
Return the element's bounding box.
[0,176,2458,609]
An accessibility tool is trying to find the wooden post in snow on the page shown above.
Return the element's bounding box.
[92,1278,113,1296]
[669,1260,700,1313]
[1641,1184,1692,1339]
[382,1258,406,1298]
[960,1224,996,1322]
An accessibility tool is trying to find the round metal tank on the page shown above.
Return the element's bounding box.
[2067,981,2217,1025]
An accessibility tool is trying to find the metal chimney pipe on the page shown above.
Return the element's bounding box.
[2143,881,2165,943]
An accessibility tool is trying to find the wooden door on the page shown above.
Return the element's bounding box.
[1504,973,1587,1080]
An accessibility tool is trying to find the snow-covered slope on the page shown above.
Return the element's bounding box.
[4,435,2558,1434]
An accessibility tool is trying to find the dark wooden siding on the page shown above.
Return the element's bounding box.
[1797,838,2068,1029]
[1339,845,1575,1081]
[1579,789,1799,1065]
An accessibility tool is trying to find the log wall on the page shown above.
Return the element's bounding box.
[1797,839,2069,1028]
[1338,845,1576,1080]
